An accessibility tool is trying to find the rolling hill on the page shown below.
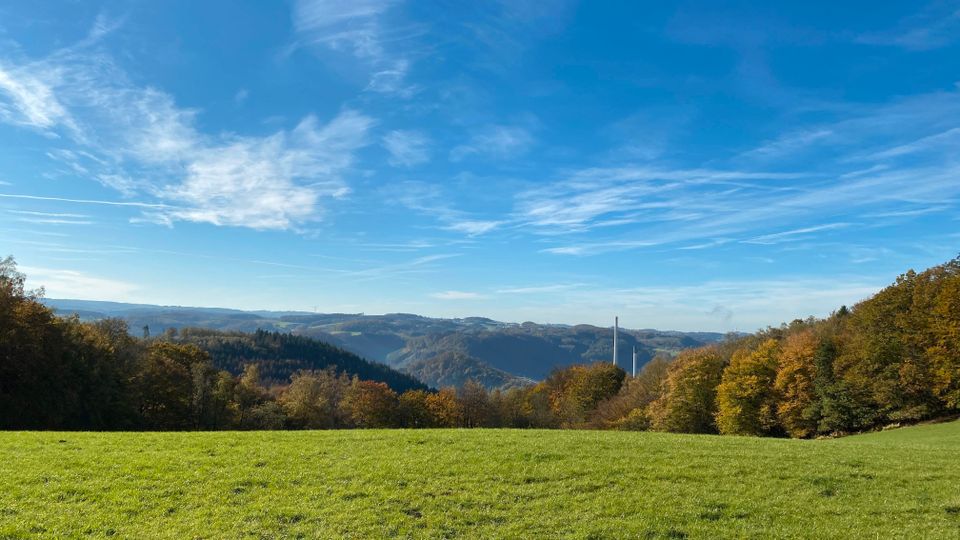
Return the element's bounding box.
[173,328,428,393]
[44,299,726,389]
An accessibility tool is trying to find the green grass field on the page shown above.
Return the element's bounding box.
[2,422,959,539]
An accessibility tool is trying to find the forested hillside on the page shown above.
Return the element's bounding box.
[45,299,724,390]
[172,328,426,393]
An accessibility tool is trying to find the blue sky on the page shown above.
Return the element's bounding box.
[1,1,959,331]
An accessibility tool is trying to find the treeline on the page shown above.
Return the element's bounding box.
[3,256,958,435]
[601,256,960,437]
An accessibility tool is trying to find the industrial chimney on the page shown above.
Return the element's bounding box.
[612,316,618,366]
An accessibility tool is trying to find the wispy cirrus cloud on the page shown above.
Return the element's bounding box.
[292,0,420,96]
[292,0,398,59]
[522,83,960,256]
[530,162,960,256]
[349,253,461,282]
[495,283,584,294]
[382,129,430,167]
[743,223,851,245]
[450,124,535,162]
[443,220,503,236]
[0,193,168,209]
[0,62,72,132]
[517,167,802,235]
[387,180,504,237]
[8,210,89,219]
[739,129,834,160]
[431,290,486,300]
[10,209,95,226]
[739,91,960,163]
[857,127,960,161]
[856,3,960,51]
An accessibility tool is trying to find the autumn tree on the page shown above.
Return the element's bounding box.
[398,389,435,428]
[648,347,727,433]
[458,380,499,427]
[546,363,626,427]
[343,379,399,428]
[927,259,960,409]
[774,330,819,438]
[234,364,271,428]
[135,342,213,430]
[716,339,781,436]
[523,383,559,428]
[491,387,531,428]
[591,356,670,430]
[279,368,351,429]
[425,387,463,427]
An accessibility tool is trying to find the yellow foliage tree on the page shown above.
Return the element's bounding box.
[425,387,463,427]
[715,339,780,436]
[648,347,727,433]
[927,262,960,409]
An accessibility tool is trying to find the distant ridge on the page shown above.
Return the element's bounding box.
[45,298,727,389]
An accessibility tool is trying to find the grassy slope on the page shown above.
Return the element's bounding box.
[1,423,958,539]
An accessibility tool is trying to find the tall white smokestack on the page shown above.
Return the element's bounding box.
[612,316,618,366]
[632,346,637,377]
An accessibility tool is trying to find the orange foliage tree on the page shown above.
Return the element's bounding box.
[774,330,819,437]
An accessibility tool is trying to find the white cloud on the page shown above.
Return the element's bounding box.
[15,218,94,226]
[740,129,834,160]
[541,240,658,256]
[0,62,71,131]
[382,129,430,166]
[0,37,374,231]
[8,210,89,219]
[859,127,960,161]
[740,91,960,163]
[431,290,486,300]
[293,0,396,59]
[292,0,418,96]
[156,110,371,230]
[21,266,139,302]
[743,223,851,245]
[517,167,801,236]
[345,253,461,282]
[444,220,502,236]
[366,59,418,97]
[11,209,94,226]
[450,125,534,162]
[386,180,504,237]
[520,139,960,254]
[495,283,583,294]
[0,193,168,209]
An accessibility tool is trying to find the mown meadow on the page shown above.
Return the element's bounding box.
[1,420,958,539]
